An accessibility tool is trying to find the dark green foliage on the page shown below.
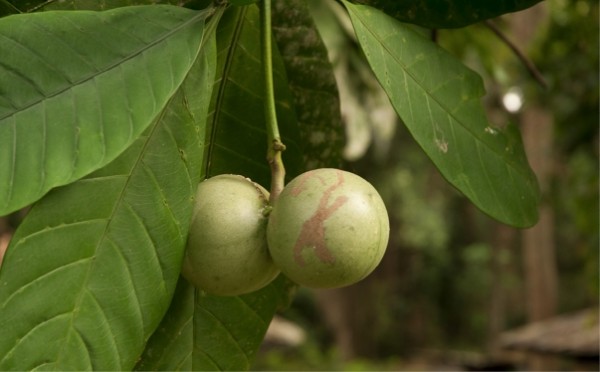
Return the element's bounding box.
[349,0,544,28]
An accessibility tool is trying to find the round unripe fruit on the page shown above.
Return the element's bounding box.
[267,168,389,289]
[182,174,279,296]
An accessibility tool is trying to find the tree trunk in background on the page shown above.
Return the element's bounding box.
[521,107,558,324]
[506,3,560,369]
[521,107,559,370]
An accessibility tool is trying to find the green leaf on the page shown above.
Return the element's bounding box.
[0,5,209,216]
[136,5,304,370]
[0,0,183,15]
[133,278,196,370]
[0,8,216,370]
[272,0,344,169]
[343,2,539,227]
[135,276,290,370]
[348,0,544,28]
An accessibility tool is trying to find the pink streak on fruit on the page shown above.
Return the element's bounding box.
[292,170,348,266]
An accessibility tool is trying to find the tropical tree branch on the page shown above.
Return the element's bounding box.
[484,19,548,89]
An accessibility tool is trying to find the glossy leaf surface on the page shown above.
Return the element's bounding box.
[344,2,539,227]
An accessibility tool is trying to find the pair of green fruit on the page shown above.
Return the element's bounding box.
[182,168,390,296]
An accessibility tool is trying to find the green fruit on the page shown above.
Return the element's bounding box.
[267,168,389,289]
[182,174,279,296]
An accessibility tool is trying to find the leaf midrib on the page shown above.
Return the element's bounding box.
[348,4,532,183]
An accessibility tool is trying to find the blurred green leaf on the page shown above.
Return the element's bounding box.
[343,1,540,227]
[348,0,544,28]
[0,8,215,370]
[136,5,303,370]
[0,5,211,215]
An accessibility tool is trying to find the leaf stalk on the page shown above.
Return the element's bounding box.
[261,0,286,203]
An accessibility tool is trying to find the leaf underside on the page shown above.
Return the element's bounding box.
[0,5,208,215]
[0,5,215,370]
[344,2,539,227]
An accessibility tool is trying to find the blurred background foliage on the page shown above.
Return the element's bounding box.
[255,0,599,370]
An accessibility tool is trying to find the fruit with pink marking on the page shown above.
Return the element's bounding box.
[267,168,389,288]
[182,174,279,296]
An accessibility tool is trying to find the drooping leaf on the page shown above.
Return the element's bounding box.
[348,0,544,28]
[0,7,217,370]
[136,5,303,370]
[272,0,344,169]
[0,5,210,215]
[343,1,539,227]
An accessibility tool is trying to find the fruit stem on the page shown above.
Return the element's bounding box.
[261,0,286,203]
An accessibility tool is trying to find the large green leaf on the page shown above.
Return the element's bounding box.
[135,5,303,370]
[348,0,544,28]
[0,7,217,370]
[0,5,209,215]
[272,0,344,169]
[343,2,539,227]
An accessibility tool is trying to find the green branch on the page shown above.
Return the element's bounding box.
[261,0,286,203]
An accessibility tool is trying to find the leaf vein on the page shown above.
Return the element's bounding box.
[1,255,94,308]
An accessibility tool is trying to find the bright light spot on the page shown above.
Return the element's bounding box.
[502,89,523,113]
